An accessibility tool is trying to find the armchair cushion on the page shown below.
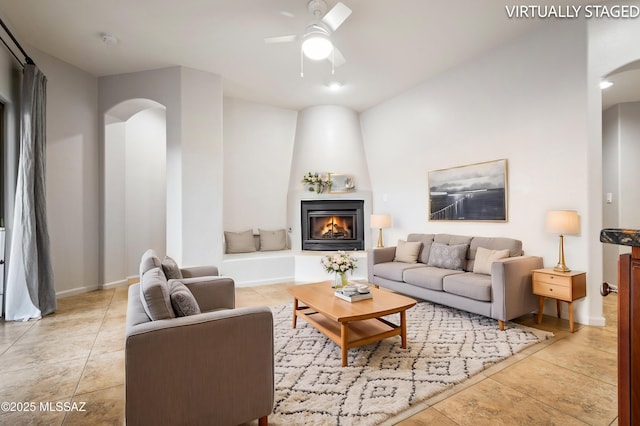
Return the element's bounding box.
[162,255,183,280]
[140,267,175,320]
[169,281,201,317]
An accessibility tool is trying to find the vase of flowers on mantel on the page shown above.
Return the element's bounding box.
[301,172,330,194]
[321,250,358,289]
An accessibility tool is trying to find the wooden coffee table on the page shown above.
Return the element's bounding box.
[288,281,417,367]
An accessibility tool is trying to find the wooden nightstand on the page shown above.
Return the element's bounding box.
[532,268,586,332]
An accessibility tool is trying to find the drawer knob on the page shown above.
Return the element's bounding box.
[600,282,618,296]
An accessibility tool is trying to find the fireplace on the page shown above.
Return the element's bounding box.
[301,200,365,251]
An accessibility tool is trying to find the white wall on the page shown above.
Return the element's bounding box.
[179,68,223,267]
[617,103,640,229]
[601,105,620,286]
[125,108,166,275]
[588,0,640,324]
[32,48,100,296]
[602,101,640,288]
[361,21,594,323]
[103,119,126,284]
[223,97,297,233]
[99,66,224,274]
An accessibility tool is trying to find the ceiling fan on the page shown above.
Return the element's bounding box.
[265,0,352,74]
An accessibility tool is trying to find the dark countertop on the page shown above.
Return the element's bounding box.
[600,228,640,247]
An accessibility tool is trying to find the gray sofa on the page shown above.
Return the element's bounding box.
[125,249,274,425]
[368,234,543,330]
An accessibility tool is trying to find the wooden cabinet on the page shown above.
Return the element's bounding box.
[616,247,640,426]
[532,268,586,332]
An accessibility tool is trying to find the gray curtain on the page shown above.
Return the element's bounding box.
[5,63,55,321]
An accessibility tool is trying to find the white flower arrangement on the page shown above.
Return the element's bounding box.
[321,250,358,274]
[302,172,330,194]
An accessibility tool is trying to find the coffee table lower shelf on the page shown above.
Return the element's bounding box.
[294,305,404,367]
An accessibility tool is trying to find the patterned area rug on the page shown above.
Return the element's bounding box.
[269,301,552,425]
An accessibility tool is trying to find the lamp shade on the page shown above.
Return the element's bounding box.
[546,210,579,235]
[371,214,392,229]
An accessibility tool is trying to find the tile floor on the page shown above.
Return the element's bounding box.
[0,282,619,425]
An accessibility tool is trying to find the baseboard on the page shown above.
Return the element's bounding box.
[234,276,295,287]
[102,279,128,290]
[588,315,607,327]
[56,285,100,298]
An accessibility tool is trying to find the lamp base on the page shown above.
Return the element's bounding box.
[553,264,571,273]
[377,228,383,248]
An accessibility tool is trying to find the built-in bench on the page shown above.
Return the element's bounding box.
[221,229,368,286]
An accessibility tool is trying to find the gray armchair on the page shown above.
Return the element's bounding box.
[125,250,274,425]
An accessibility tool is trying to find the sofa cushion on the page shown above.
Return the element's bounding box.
[225,230,257,254]
[443,273,492,302]
[427,243,468,271]
[139,249,162,278]
[259,228,287,251]
[139,267,175,320]
[403,266,465,291]
[373,262,426,282]
[169,280,201,317]
[467,237,522,271]
[407,234,435,264]
[162,255,183,280]
[394,240,422,263]
[472,247,510,275]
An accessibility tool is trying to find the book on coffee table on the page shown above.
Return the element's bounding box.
[334,291,373,302]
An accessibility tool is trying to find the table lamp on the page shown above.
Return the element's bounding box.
[370,214,392,248]
[546,210,580,272]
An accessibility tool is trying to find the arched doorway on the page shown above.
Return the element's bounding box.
[103,98,167,287]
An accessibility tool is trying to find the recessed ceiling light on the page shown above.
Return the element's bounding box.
[327,81,343,91]
[600,80,614,89]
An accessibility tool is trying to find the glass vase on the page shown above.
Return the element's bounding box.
[334,272,349,289]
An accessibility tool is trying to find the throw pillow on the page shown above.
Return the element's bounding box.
[259,228,287,251]
[473,246,511,275]
[161,255,183,280]
[169,280,202,317]
[139,267,175,320]
[427,242,468,270]
[224,229,256,254]
[393,240,422,263]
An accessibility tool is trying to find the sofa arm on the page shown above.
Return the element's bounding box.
[367,247,397,283]
[179,276,235,311]
[181,265,219,277]
[125,306,274,426]
[490,255,543,323]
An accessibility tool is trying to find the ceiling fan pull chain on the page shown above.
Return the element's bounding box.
[300,47,304,77]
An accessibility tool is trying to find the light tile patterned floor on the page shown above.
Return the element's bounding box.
[0,282,618,425]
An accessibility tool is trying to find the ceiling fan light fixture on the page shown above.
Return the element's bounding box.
[302,26,333,60]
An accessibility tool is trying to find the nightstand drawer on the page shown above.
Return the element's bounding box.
[533,272,571,286]
[532,281,571,299]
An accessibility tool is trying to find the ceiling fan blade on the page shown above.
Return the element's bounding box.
[328,47,346,67]
[322,2,352,32]
[264,35,298,44]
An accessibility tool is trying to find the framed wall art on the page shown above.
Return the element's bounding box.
[328,173,355,194]
[428,159,508,222]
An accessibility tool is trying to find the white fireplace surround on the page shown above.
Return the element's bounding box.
[222,104,373,286]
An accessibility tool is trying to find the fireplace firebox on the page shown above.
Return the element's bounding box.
[301,200,364,251]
